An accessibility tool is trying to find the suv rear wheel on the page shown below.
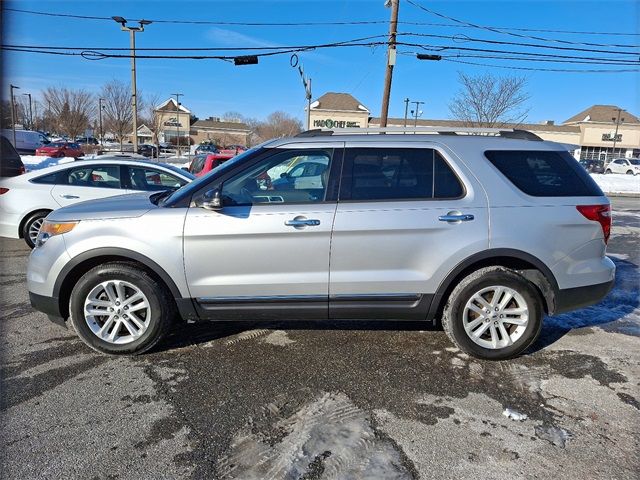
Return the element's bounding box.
[442,267,543,360]
[69,262,174,355]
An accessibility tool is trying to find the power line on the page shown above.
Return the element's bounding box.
[398,51,639,66]
[441,58,640,73]
[399,32,640,54]
[6,6,640,36]
[406,0,640,47]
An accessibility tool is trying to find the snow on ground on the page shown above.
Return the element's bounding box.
[20,155,75,171]
[591,173,640,195]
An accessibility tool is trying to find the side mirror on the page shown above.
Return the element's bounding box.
[181,166,189,171]
[194,188,222,211]
[280,172,288,178]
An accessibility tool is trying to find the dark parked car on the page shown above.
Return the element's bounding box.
[195,144,221,154]
[0,135,26,177]
[76,137,100,145]
[137,144,159,158]
[579,159,605,174]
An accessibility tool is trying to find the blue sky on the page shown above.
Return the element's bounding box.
[4,0,639,124]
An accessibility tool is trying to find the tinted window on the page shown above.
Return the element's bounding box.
[190,155,206,174]
[129,167,187,191]
[222,149,332,205]
[344,148,463,201]
[62,165,121,189]
[485,150,603,197]
[32,172,59,184]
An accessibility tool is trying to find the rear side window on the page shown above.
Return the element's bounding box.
[485,150,603,197]
[343,148,463,201]
[32,172,59,184]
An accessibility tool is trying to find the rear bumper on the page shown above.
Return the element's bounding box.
[554,279,615,314]
[0,212,20,239]
[29,291,67,327]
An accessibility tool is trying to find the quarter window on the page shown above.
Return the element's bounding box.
[343,148,463,201]
[485,150,603,197]
[221,149,332,205]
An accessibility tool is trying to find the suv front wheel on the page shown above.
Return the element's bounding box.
[442,267,543,360]
[69,262,174,355]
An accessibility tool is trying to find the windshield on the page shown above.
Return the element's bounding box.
[629,159,640,165]
[161,145,265,206]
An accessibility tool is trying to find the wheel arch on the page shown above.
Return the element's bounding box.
[18,208,53,239]
[428,249,559,321]
[53,248,185,320]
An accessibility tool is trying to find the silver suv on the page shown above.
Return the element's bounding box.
[27,128,615,359]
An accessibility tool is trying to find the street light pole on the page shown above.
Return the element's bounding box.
[611,108,624,159]
[112,16,152,153]
[171,93,183,156]
[403,97,410,127]
[98,98,105,146]
[412,100,424,127]
[10,84,20,146]
[22,93,33,129]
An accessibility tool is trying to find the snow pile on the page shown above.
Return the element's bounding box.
[21,155,75,171]
[502,408,528,421]
[590,173,640,195]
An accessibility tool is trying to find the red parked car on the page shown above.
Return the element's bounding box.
[188,152,234,177]
[35,142,84,158]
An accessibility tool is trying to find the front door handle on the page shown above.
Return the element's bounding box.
[60,194,80,199]
[285,216,321,228]
[438,212,474,223]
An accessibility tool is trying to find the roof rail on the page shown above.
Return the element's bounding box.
[295,126,545,140]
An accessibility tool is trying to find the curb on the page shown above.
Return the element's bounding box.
[607,193,640,198]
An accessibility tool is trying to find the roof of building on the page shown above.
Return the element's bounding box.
[369,117,581,133]
[310,92,369,112]
[192,117,250,131]
[563,105,639,124]
[155,98,191,114]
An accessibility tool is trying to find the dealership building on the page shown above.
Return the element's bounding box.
[309,93,640,161]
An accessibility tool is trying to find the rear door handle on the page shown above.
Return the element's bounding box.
[60,194,80,199]
[285,216,321,228]
[438,213,474,223]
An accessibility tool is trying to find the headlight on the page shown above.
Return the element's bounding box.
[35,220,78,247]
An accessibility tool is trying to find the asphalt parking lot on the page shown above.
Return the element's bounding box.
[1,197,638,480]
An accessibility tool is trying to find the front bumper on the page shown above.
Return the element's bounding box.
[554,278,615,314]
[29,291,66,327]
[0,211,20,239]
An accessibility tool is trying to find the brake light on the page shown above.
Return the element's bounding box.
[577,204,611,244]
[0,188,9,195]
[19,165,25,175]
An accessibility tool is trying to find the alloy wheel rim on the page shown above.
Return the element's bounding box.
[462,285,529,350]
[29,218,45,244]
[84,280,151,345]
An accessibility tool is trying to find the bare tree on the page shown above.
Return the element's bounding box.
[221,111,245,122]
[142,93,163,155]
[42,86,95,138]
[449,73,530,127]
[100,80,134,149]
[254,111,303,142]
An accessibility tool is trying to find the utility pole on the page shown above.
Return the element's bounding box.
[171,93,183,156]
[403,98,410,127]
[611,108,624,159]
[98,98,105,146]
[379,0,399,128]
[10,84,19,146]
[22,93,33,129]
[112,16,152,153]
[412,100,424,127]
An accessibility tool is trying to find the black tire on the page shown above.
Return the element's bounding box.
[605,169,612,174]
[442,266,543,360]
[626,170,634,175]
[22,210,50,248]
[69,262,175,355]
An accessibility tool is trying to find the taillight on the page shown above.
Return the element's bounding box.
[577,204,611,244]
[0,188,9,195]
[19,165,25,175]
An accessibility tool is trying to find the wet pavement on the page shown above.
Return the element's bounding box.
[1,197,639,480]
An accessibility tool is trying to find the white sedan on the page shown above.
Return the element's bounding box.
[0,158,194,247]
